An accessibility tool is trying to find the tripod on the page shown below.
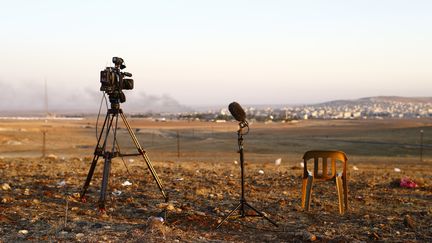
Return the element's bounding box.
[216,123,278,229]
[80,101,168,210]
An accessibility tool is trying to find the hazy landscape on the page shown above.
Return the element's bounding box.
[1,113,431,242]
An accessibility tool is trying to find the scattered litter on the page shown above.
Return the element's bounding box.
[394,168,401,172]
[258,170,265,175]
[300,162,304,168]
[234,160,238,165]
[128,159,134,163]
[121,180,132,186]
[275,158,282,166]
[18,229,29,235]
[400,177,417,188]
[57,180,66,187]
[112,190,122,196]
[1,183,11,191]
[353,166,359,171]
[174,178,184,181]
[148,216,164,223]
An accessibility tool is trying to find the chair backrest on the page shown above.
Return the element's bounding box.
[303,150,347,180]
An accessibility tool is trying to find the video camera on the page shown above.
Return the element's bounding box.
[100,57,134,103]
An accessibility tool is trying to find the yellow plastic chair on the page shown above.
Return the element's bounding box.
[301,150,348,214]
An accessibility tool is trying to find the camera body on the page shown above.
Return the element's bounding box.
[100,57,134,103]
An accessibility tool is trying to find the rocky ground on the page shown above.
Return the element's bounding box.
[0,156,431,242]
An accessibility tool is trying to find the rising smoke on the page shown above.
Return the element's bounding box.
[0,80,190,115]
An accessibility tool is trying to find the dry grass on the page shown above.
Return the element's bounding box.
[0,118,431,241]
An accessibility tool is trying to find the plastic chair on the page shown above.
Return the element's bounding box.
[301,150,348,214]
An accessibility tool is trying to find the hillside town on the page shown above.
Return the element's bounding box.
[140,97,432,122]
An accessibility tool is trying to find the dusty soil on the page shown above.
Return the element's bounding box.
[0,119,431,242]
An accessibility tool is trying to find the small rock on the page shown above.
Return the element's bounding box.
[1,196,13,203]
[76,233,85,238]
[47,154,58,159]
[23,188,30,196]
[166,203,175,211]
[404,215,416,229]
[1,183,11,191]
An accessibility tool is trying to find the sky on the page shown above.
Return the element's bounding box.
[1,0,431,112]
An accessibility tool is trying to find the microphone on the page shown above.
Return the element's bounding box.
[228,102,247,123]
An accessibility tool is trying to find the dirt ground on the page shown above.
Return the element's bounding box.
[0,118,431,242]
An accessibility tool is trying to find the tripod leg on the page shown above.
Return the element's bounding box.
[80,112,111,201]
[99,152,112,210]
[244,202,278,227]
[119,112,168,201]
[99,111,121,210]
[80,154,99,201]
[216,202,242,229]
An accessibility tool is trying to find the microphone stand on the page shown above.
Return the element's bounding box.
[216,122,278,229]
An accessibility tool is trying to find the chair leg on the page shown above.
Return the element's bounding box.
[304,175,314,211]
[301,177,307,208]
[343,175,348,212]
[335,175,344,214]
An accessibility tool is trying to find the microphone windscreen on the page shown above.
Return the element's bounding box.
[228,102,246,122]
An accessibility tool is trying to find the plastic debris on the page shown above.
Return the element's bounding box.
[400,177,417,188]
[353,166,359,171]
[174,178,184,181]
[258,170,265,174]
[57,180,66,187]
[275,158,282,166]
[18,229,29,235]
[112,190,122,196]
[128,159,134,163]
[121,180,132,186]
[394,168,401,172]
[234,160,238,165]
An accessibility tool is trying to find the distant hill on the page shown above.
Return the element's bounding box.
[316,96,432,107]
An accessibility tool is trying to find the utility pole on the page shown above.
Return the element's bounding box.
[177,130,180,158]
[420,129,424,162]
